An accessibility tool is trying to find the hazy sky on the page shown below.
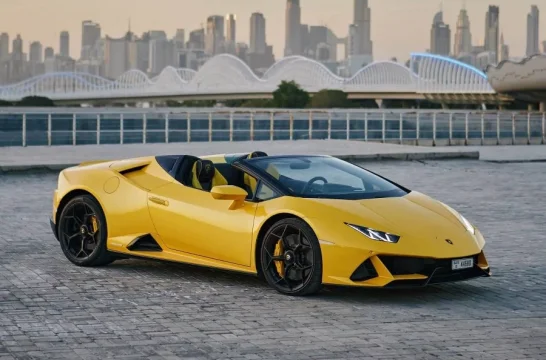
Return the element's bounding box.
[1,0,544,62]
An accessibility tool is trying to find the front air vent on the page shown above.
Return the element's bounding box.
[127,234,162,252]
[350,259,378,281]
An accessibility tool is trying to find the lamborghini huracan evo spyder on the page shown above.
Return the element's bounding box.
[50,151,491,295]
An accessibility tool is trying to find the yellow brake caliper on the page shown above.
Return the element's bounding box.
[274,240,284,277]
[90,216,99,234]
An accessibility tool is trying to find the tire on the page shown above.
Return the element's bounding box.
[57,195,115,267]
[260,218,323,296]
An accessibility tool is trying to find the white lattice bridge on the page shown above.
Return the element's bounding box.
[0,53,496,102]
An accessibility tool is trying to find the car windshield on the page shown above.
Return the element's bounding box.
[247,156,409,200]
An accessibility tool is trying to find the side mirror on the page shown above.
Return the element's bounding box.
[211,185,248,209]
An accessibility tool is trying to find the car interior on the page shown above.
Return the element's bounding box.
[172,151,269,200]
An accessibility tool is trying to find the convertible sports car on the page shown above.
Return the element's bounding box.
[50,151,490,296]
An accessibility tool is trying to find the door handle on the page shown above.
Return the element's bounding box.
[149,196,169,206]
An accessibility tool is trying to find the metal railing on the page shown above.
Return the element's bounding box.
[0,108,545,147]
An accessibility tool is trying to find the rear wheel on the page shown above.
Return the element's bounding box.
[260,218,322,296]
[58,195,115,267]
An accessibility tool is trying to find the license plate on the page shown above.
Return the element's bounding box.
[452,257,473,270]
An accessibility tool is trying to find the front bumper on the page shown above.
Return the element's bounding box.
[50,217,58,241]
[329,251,491,288]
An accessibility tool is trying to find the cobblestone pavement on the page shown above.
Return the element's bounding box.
[1,160,545,360]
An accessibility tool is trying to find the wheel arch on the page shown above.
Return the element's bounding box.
[254,212,312,279]
[55,188,105,233]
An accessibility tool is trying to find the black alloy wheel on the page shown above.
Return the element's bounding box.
[260,218,323,296]
[58,195,115,267]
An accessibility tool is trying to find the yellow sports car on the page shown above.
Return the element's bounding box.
[50,151,490,295]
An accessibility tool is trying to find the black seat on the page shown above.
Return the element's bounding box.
[191,159,228,191]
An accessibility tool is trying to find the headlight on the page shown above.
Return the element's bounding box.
[441,203,475,234]
[345,223,400,243]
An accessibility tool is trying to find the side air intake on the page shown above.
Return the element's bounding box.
[127,234,162,252]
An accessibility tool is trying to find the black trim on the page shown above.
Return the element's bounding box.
[350,259,378,281]
[119,165,147,175]
[379,254,481,277]
[385,266,491,288]
[127,234,163,252]
[50,217,58,241]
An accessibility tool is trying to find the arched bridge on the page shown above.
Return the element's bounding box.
[0,53,506,104]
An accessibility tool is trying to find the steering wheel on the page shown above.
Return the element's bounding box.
[301,176,328,193]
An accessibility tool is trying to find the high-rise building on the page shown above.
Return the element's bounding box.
[454,8,472,56]
[352,0,373,56]
[226,14,236,45]
[526,6,540,56]
[10,34,25,82]
[187,28,205,50]
[44,47,54,59]
[29,41,44,76]
[104,33,134,80]
[284,0,301,56]
[250,12,267,54]
[484,6,500,63]
[81,21,101,59]
[60,31,70,57]
[430,11,451,56]
[12,34,23,58]
[173,29,185,49]
[0,33,9,60]
[205,15,225,55]
[500,33,509,61]
[149,38,174,75]
[29,41,43,63]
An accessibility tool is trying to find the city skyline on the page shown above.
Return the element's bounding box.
[1,0,544,62]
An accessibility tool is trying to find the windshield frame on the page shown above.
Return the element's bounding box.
[236,155,411,200]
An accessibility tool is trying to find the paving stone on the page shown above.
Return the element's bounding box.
[0,160,545,359]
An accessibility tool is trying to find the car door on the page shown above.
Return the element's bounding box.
[147,181,257,267]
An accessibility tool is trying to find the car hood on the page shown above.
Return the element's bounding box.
[302,191,476,245]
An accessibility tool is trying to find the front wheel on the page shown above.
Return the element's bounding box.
[260,218,323,296]
[57,195,115,267]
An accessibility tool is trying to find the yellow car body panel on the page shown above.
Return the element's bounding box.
[51,153,490,288]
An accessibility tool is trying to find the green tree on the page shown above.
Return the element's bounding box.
[272,80,310,108]
[241,98,274,108]
[309,89,352,108]
[16,96,55,107]
[0,99,13,107]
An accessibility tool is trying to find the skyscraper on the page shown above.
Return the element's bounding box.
[284,0,301,56]
[352,0,373,56]
[250,12,267,54]
[226,14,236,45]
[44,47,54,59]
[526,5,540,56]
[454,8,472,56]
[11,34,24,81]
[0,33,9,60]
[484,6,500,63]
[174,29,186,49]
[29,41,43,63]
[430,11,451,56]
[187,28,205,50]
[500,33,509,61]
[60,31,70,57]
[205,15,225,55]
[81,21,101,59]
